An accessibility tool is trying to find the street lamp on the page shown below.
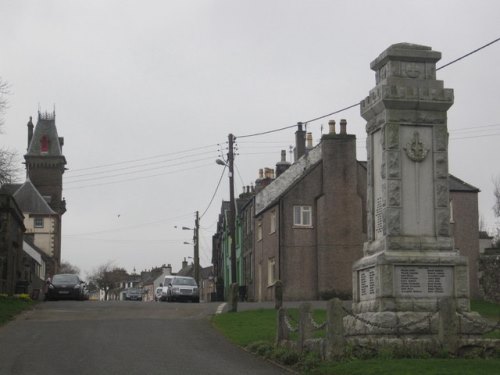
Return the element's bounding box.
[175,212,200,286]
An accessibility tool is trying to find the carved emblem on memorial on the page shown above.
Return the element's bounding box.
[404,131,428,162]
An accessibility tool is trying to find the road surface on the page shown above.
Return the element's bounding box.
[0,300,290,375]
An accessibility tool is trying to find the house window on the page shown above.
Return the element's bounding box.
[270,210,276,234]
[257,220,262,241]
[34,217,44,228]
[293,205,312,227]
[268,257,276,285]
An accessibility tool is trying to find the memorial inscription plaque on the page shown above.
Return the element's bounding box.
[395,265,453,297]
[359,267,376,300]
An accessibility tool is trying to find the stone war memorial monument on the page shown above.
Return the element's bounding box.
[344,43,498,352]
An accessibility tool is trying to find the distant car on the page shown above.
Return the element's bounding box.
[164,276,199,303]
[125,288,143,301]
[154,287,163,302]
[159,276,174,302]
[46,273,86,301]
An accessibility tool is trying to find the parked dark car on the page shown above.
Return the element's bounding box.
[125,288,143,301]
[46,274,86,301]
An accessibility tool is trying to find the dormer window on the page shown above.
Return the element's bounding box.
[40,135,49,153]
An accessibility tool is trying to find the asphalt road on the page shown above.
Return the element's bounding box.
[0,300,290,375]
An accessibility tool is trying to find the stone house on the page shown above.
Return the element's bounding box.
[212,201,229,301]
[449,176,482,298]
[0,194,25,295]
[2,113,67,277]
[21,238,48,299]
[253,121,367,301]
[243,121,481,302]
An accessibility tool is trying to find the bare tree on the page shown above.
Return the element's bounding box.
[493,176,500,218]
[58,261,81,275]
[87,262,128,301]
[493,176,500,247]
[0,77,20,185]
[0,77,9,129]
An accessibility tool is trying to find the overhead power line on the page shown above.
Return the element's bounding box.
[235,37,500,140]
[66,156,213,184]
[200,165,227,219]
[66,149,216,179]
[68,144,220,173]
[436,37,500,71]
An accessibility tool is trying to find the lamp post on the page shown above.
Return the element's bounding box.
[176,211,200,286]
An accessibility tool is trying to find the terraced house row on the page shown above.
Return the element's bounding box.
[212,120,482,302]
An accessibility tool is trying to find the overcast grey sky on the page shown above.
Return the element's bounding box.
[1,0,499,278]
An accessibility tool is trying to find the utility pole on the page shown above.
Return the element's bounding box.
[194,210,200,287]
[228,133,237,285]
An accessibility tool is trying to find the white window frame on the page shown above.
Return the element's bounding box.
[269,210,276,234]
[34,217,44,228]
[267,257,276,286]
[293,205,312,227]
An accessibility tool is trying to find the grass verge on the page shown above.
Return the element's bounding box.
[212,299,500,374]
[0,294,34,326]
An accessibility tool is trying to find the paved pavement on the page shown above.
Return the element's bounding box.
[0,300,291,375]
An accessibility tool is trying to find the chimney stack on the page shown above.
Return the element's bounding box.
[294,122,306,161]
[340,119,347,135]
[276,149,291,177]
[306,132,313,149]
[182,258,188,270]
[328,119,336,134]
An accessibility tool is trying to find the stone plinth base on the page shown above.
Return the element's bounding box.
[343,310,486,338]
[351,250,470,314]
[345,337,500,358]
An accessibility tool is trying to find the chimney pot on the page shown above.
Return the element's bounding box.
[328,119,336,134]
[306,132,313,148]
[340,119,347,135]
[281,150,286,162]
[258,169,263,179]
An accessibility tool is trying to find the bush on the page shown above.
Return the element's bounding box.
[247,341,274,358]
[296,351,321,372]
[273,347,300,366]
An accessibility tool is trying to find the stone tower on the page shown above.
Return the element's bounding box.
[24,111,67,274]
[345,44,471,339]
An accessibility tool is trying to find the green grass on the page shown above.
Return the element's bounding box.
[0,295,34,326]
[212,308,327,346]
[212,300,500,374]
[471,299,500,320]
[309,358,500,375]
[212,308,276,346]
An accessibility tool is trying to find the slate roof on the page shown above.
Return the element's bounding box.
[448,174,480,192]
[254,144,479,216]
[255,144,322,215]
[26,114,63,156]
[11,179,56,215]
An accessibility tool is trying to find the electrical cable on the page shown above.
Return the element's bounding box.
[199,165,227,219]
[235,38,500,140]
[66,149,216,179]
[65,162,213,190]
[66,156,213,184]
[68,143,220,172]
[436,37,500,71]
